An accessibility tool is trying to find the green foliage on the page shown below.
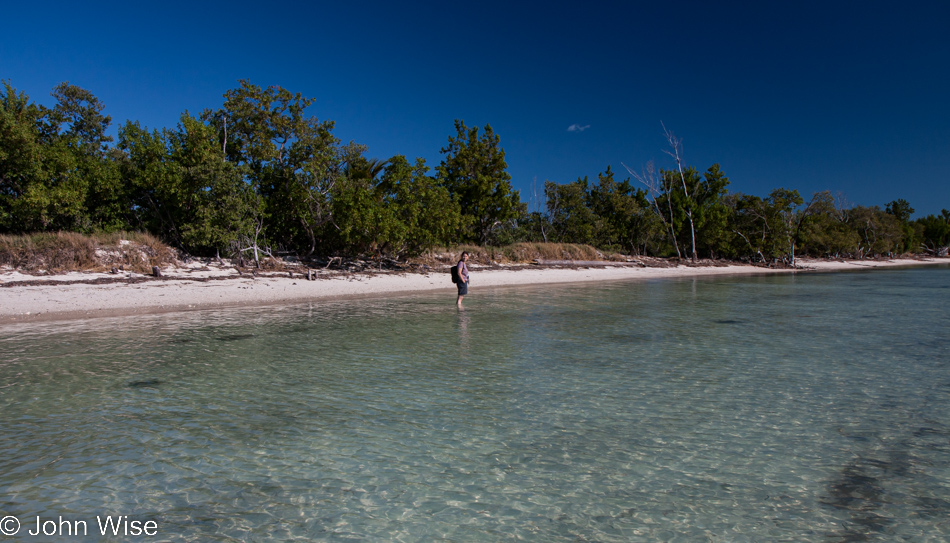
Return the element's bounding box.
[0,81,123,233]
[328,177,398,257]
[542,167,664,256]
[46,82,113,154]
[885,199,914,223]
[694,164,732,257]
[913,209,950,254]
[329,155,465,258]
[0,81,45,231]
[377,156,462,256]
[117,115,259,255]
[546,177,597,245]
[204,80,343,255]
[586,167,657,254]
[654,164,730,259]
[886,198,917,252]
[169,114,260,254]
[725,188,803,263]
[797,193,911,259]
[795,191,851,257]
[765,187,804,262]
[725,189,911,262]
[0,78,945,263]
[847,205,903,257]
[724,193,767,261]
[436,120,526,244]
[345,156,389,184]
[116,120,175,233]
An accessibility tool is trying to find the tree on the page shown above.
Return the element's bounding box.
[586,166,655,254]
[47,83,127,232]
[526,176,551,243]
[693,164,731,258]
[328,175,397,258]
[545,177,597,245]
[724,189,799,263]
[169,114,260,254]
[652,164,731,260]
[724,192,769,262]
[117,114,259,255]
[662,124,698,260]
[767,188,805,265]
[0,82,123,233]
[623,124,705,259]
[885,199,914,223]
[116,120,177,236]
[203,80,344,255]
[0,81,44,231]
[914,209,950,254]
[436,120,525,244]
[848,205,902,257]
[345,156,389,184]
[798,191,859,258]
[885,198,916,253]
[377,156,462,256]
[725,188,825,264]
[46,82,113,155]
[624,160,681,257]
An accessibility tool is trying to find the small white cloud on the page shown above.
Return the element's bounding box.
[567,124,590,132]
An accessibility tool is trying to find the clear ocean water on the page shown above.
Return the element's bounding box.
[1,266,949,542]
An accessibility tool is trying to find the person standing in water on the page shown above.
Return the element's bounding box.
[456,252,470,307]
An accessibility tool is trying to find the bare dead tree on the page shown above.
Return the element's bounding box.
[738,200,772,264]
[833,192,852,222]
[221,114,228,157]
[232,216,276,268]
[530,176,548,243]
[622,160,681,259]
[661,123,697,261]
[546,189,562,242]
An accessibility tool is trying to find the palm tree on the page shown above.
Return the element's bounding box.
[345,157,389,185]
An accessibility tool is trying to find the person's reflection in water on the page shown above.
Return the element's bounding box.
[456,306,471,353]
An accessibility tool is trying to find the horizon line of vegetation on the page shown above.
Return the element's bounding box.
[1,79,948,266]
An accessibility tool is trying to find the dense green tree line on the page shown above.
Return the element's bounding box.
[1,80,947,262]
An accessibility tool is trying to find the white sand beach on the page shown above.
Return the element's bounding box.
[0,258,944,323]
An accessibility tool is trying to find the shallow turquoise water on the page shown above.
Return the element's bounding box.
[1,266,949,541]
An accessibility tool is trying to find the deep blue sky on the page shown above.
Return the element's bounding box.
[3,1,949,216]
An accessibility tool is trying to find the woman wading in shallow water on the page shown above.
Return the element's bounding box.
[456,252,470,307]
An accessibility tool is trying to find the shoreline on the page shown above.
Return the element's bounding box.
[1,258,945,324]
